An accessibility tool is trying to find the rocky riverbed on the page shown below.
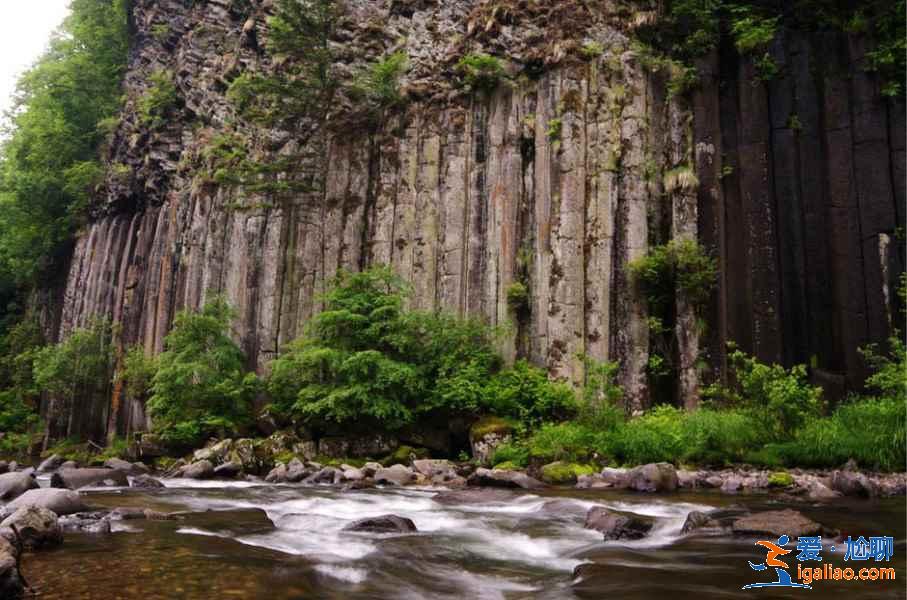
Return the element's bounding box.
[0,456,904,599]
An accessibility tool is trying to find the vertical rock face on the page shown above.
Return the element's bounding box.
[695,32,905,393]
[46,0,903,439]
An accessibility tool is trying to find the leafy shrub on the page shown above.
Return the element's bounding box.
[491,441,529,467]
[121,346,157,401]
[148,298,258,446]
[506,282,529,313]
[729,9,778,54]
[456,53,507,92]
[704,348,822,437]
[484,360,578,428]
[138,69,179,127]
[628,238,717,311]
[525,422,610,464]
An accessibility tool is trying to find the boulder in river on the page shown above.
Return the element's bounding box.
[180,460,215,480]
[432,488,519,505]
[412,459,457,480]
[0,535,22,599]
[342,515,417,533]
[103,458,149,475]
[285,458,312,483]
[0,507,63,550]
[37,454,65,473]
[0,472,39,502]
[131,474,165,489]
[305,466,342,484]
[466,467,544,490]
[374,465,416,486]
[626,463,678,493]
[584,507,652,540]
[214,461,242,479]
[830,470,878,498]
[731,509,823,538]
[2,488,88,517]
[51,467,129,490]
[59,460,78,470]
[59,512,112,534]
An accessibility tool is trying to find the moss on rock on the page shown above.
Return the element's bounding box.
[540,461,597,484]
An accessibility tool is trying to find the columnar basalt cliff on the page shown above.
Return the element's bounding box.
[44,0,904,440]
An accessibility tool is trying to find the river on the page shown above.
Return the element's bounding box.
[22,479,906,599]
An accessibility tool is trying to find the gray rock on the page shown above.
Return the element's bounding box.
[0,472,38,502]
[720,475,744,494]
[830,470,878,498]
[131,475,165,489]
[304,467,341,484]
[626,463,678,493]
[466,467,544,490]
[37,454,65,473]
[575,474,613,489]
[413,459,457,480]
[214,461,242,478]
[193,439,234,464]
[103,458,149,475]
[51,468,129,490]
[285,458,311,483]
[59,512,112,534]
[0,507,63,549]
[2,488,87,517]
[433,488,518,505]
[599,467,629,487]
[180,460,215,480]
[341,467,365,481]
[342,515,417,533]
[732,509,822,538]
[265,464,288,483]
[0,535,22,599]
[584,507,652,540]
[681,510,714,534]
[361,462,383,477]
[59,461,78,470]
[374,465,416,486]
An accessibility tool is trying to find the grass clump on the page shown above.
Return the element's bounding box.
[138,69,179,128]
[456,53,507,93]
[355,51,408,108]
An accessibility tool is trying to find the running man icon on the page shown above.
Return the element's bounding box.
[743,535,812,590]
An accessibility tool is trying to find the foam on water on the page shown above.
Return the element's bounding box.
[146,480,714,594]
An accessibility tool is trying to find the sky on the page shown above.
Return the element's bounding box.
[0,1,72,120]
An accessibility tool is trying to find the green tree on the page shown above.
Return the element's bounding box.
[147,298,258,446]
[33,319,114,439]
[0,0,128,322]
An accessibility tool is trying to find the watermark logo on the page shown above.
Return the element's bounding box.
[744,534,896,589]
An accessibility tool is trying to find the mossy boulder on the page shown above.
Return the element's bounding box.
[492,461,520,471]
[540,462,597,485]
[470,417,515,466]
[470,417,514,441]
[768,471,794,488]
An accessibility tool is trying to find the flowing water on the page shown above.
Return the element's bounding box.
[22,479,906,599]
